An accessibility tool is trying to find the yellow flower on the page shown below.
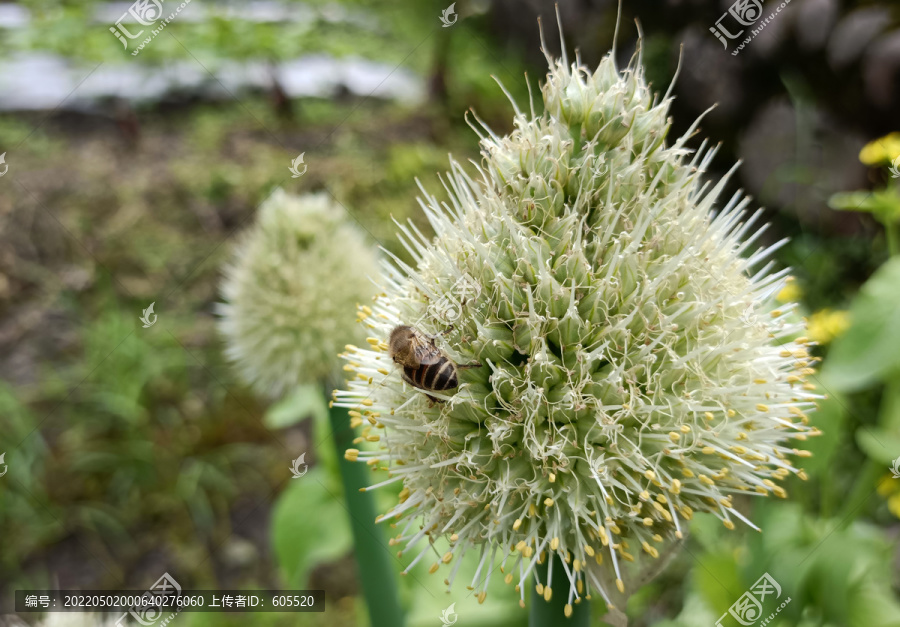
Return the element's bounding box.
[806,309,850,345]
[890,494,900,519]
[876,473,900,518]
[877,474,898,497]
[859,132,900,166]
[776,278,802,303]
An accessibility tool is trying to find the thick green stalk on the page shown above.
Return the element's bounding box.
[328,403,405,627]
[529,555,591,627]
[885,219,899,257]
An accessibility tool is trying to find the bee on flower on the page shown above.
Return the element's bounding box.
[335,17,821,614]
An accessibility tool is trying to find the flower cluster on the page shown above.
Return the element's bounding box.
[336,33,820,614]
[218,189,378,397]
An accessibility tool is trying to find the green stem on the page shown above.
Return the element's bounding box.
[328,403,405,627]
[885,219,900,257]
[836,458,881,530]
[529,555,591,627]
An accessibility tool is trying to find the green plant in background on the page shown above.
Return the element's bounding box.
[217,189,404,627]
[824,133,900,530]
[830,134,900,259]
[335,21,821,626]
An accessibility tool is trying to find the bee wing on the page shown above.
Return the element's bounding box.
[411,338,444,365]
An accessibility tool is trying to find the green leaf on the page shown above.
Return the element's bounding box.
[877,378,900,431]
[799,386,845,475]
[828,189,900,224]
[821,257,900,392]
[855,428,900,465]
[263,384,329,429]
[693,549,742,620]
[847,577,900,627]
[271,468,352,587]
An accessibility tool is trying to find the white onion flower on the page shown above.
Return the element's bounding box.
[218,189,379,396]
[336,28,820,615]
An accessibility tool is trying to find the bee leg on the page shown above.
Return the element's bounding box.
[424,325,455,341]
[400,371,443,405]
[457,361,483,370]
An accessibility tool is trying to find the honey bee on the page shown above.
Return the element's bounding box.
[388,325,481,403]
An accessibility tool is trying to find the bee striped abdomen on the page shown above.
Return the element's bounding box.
[405,359,458,392]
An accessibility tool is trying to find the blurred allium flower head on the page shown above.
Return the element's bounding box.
[337,23,820,613]
[219,189,378,396]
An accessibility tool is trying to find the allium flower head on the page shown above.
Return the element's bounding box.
[336,28,820,612]
[219,189,378,396]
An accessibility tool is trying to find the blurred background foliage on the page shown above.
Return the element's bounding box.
[0,0,899,625]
